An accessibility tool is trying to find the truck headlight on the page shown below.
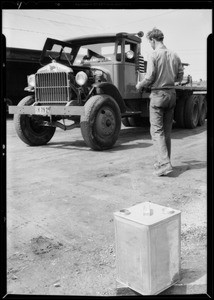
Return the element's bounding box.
[126,50,134,60]
[27,74,36,87]
[75,71,88,86]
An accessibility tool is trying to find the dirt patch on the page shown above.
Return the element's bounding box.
[30,236,63,255]
[181,226,207,242]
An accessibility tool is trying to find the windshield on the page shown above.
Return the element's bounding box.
[40,39,118,66]
[47,44,72,62]
[40,39,74,66]
[73,42,116,65]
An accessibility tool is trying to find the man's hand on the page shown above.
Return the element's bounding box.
[136,82,143,91]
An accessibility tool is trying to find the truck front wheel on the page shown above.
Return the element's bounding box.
[80,94,121,150]
[14,96,56,146]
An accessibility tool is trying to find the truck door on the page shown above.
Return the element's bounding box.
[114,40,140,99]
[124,40,139,99]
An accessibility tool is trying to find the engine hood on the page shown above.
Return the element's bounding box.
[37,61,73,73]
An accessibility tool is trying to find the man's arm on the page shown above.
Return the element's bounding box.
[136,54,156,90]
[175,56,184,83]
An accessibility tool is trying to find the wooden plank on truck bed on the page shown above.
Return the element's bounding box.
[174,86,207,91]
[162,85,207,92]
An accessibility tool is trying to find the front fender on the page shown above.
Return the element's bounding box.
[94,82,126,113]
[24,86,34,92]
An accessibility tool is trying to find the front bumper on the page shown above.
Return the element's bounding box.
[8,105,85,116]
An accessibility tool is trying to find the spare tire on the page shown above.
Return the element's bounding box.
[128,116,150,127]
[122,117,131,127]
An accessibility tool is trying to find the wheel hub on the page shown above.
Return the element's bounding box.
[96,107,116,136]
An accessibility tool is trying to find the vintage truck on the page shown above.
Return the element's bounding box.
[9,31,207,150]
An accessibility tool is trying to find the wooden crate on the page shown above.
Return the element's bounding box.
[114,202,181,295]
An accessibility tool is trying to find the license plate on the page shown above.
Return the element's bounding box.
[35,106,51,115]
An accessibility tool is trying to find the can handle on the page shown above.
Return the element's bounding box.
[120,209,131,215]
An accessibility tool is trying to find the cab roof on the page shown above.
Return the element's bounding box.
[65,32,142,45]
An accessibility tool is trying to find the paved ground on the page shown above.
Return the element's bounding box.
[6,118,207,296]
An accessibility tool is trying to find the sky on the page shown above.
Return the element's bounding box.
[2,9,212,80]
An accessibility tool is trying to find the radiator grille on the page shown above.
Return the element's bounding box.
[35,72,71,103]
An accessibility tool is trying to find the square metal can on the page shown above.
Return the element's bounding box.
[114,202,181,295]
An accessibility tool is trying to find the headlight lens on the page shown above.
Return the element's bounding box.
[75,71,88,86]
[126,50,134,60]
[27,74,36,87]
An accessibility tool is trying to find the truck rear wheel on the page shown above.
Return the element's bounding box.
[174,97,186,128]
[198,95,207,126]
[80,94,121,150]
[14,96,56,146]
[184,94,199,129]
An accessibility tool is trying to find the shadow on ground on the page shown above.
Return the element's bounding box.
[43,122,206,153]
[116,269,207,296]
[167,160,206,178]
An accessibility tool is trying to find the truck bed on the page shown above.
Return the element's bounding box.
[173,85,207,92]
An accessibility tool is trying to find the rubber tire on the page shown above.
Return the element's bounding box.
[174,97,186,128]
[14,96,56,146]
[80,94,121,150]
[128,116,150,127]
[5,98,13,115]
[122,117,131,127]
[197,95,207,126]
[184,94,199,129]
[128,116,140,127]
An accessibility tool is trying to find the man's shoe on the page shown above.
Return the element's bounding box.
[154,162,160,170]
[153,163,173,176]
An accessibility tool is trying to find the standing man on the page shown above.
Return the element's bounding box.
[136,28,184,176]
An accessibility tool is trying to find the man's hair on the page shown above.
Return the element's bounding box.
[146,28,164,41]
